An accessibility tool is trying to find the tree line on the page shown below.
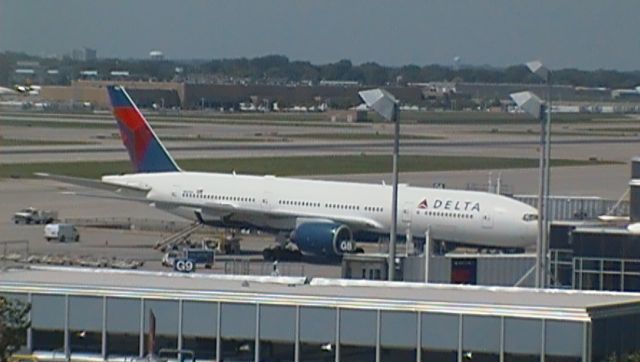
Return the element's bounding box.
[2,52,640,89]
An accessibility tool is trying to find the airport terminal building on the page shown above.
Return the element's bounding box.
[0,267,639,362]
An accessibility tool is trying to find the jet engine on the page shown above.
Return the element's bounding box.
[291,222,355,257]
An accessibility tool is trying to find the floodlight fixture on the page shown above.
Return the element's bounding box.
[526,60,550,82]
[510,91,545,120]
[358,88,398,122]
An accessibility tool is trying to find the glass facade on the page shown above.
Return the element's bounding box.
[592,313,640,361]
[421,313,459,361]
[68,296,103,356]
[106,297,140,357]
[14,291,639,362]
[569,257,640,292]
[548,249,640,292]
[504,318,542,361]
[380,311,417,362]
[299,306,336,361]
[259,305,295,361]
[143,299,179,355]
[545,320,583,360]
[31,294,65,353]
[462,315,501,362]
[339,309,377,361]
[220,303,256,360]
[182,301,217,361]
[549,227,640,292]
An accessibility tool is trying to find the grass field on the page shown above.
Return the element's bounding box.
[148,118,367,128]
[286,133,444,140]
[0,111,329,123]
[4,110,633,127]
[161,136,288,143]
[398,111,632,124]
[153,133,441,142]
[0,119,179,129]
[473,129,639,137]
[1,155,613,179]
[577,126,640,134]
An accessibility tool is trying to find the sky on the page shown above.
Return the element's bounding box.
[1,0,639,71]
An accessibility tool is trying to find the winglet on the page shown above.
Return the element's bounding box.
[106,85,181,173]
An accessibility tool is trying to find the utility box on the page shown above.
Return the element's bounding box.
[342,253,405,281]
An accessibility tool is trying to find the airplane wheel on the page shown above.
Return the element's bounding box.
[262,248,275,261]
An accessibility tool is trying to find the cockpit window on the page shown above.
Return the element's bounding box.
[522,213,538,221]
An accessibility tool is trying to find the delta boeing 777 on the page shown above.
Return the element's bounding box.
[42,86,538,257]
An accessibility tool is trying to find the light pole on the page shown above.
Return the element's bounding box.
[510,90,547,288]
[526,61,552,287]
[358,88,400,281]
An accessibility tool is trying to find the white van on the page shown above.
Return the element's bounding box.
[44,223,79,242]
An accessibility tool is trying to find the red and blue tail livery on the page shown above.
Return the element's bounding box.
[106,86,181,173]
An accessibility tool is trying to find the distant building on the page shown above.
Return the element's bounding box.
[109,70,130,79]
[79,70,99,79]
[43,69,63,84]
[12,61,41,85]
[149,50,165,61]
[612,88,640,100]
[319,80,360,87]
[70,47,97,62]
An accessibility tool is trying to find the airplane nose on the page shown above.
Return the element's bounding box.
[519,208,538,246]
[520,221,537,245]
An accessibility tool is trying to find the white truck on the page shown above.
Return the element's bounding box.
[13,207,57,225]
[44,223,79,242]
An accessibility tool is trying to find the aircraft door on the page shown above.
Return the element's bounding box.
[262,191,273,210]
[170,185,180,200]
[402,201,413,224]
[481,213,493,229]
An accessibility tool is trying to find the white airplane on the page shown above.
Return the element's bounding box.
[41,86,538,257]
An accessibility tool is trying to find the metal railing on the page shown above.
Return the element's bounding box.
[223,259,306,277]
[63,217,195,233]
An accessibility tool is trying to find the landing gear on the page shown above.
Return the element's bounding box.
[262,242,302,262]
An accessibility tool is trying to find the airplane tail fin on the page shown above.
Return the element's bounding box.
[106,85,181,173]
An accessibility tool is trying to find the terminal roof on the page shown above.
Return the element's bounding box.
[1,266,639,322]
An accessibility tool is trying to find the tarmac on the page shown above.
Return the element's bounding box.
[1,110,638,277]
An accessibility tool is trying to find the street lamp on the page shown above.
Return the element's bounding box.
[358,88,400,281]
[510,90,547,288]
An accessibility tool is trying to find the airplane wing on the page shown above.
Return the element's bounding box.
[35,173,150,197]
[59,191,149,203]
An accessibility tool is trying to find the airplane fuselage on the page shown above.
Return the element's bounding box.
[104,171,538,249]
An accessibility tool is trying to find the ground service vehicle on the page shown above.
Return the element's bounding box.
[165,248,215,272]
[44,223,79,242]
[13,207,57,224]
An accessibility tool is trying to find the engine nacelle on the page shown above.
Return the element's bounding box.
[291,222,355,257]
